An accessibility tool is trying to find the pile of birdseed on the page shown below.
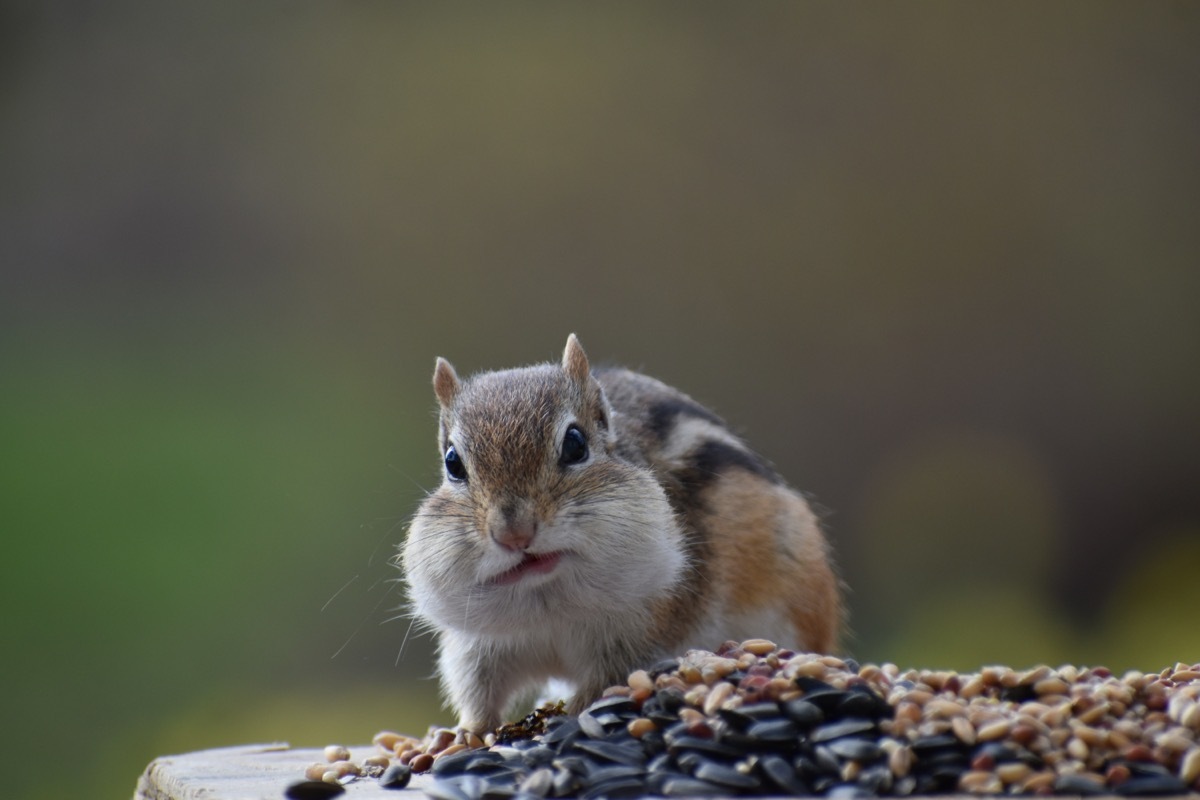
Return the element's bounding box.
[296,640,1200,798]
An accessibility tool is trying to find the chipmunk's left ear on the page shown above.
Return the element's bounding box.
[562,333,590,385]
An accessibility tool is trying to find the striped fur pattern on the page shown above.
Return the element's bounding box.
[402,335,841,733]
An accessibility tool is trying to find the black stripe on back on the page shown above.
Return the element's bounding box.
[647,398,726,443]
[674,439,781,509]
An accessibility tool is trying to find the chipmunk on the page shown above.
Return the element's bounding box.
[401,335,842,734]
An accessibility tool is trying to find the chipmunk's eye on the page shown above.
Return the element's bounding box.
[444,444,467,482]
[560,425,589,465]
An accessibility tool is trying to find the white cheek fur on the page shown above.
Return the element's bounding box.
[543,486,685,609]
[402,510,484,627]
[404,470,685,637]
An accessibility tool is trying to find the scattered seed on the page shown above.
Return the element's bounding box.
[1067,736,1090,761]
[322,745,350,763]
[627,669,653,694]
[742,638,778,656]
[959,769,1003,794]
[379,763,411,790]
[626,717,656,738]
[435,742,467,760]
[1179,747,1200,785]
[995,761,1031,784]
[951,716,976,745]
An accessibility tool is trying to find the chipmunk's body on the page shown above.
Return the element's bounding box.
[402,336,841,733]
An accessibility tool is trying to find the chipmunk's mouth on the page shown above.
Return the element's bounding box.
[487,551,564,586]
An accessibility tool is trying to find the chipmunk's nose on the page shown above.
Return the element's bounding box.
[487,505,537,552]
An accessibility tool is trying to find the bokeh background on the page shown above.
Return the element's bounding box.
[3,3,1199,799]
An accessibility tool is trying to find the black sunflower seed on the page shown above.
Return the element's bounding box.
[811,745,842,775]
[909,733,961,754]
[660,776,728,796]
[1125,761,1174,779]
[837,687,891,720]
[794,677,835,693]
[826,782,876,799]
[517,768,554,797]
[480,781,518,800]
[644,770,687,795]
[809,718,877,743]
[520,747,555,769]
[656,688,686,712]
[1115,775,1189,796]
[741,702,787,719]
[693,760,761,790]
[552,767,581,796]
[572,740,645,767]
[925,764,967,791]
[579,776,646,800]
[782,698,824,727]
[757,754,811,795]
[801,689,849,713]
[552,755,591,775]
[542,717,581,745]
[718,703,783,731]
[675,752,702,775]
[582,765,646,784]
[424,777,473,800]
[432,749,484,776]
[1052,775,1108,796]
[284,780,345,799]
[1000,684,1038,703]
[578,711,607,740]
[746,717,800,743]
[857,764,893,794]
[826,738,885,762]
[379,763,412,790]
[666,735,744,760]
[585,696,638,716]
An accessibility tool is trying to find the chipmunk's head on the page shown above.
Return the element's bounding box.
[402,335,684,634]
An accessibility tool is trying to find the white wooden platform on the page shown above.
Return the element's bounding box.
[133,743,432,800]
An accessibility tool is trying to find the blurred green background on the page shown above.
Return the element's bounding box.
[2,3,1199,799]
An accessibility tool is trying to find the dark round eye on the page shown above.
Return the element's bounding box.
[560,425,589,465]
[444,444,467,482]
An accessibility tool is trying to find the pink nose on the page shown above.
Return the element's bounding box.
[491,521,536,552]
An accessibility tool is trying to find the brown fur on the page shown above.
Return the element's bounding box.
[595,366,843,655]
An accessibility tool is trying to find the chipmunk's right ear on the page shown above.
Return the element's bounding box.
[433,357,460,408]
[562,333,590,386]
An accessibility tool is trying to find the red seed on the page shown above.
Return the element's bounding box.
[1011,724,1038,746]
[970,753,995,771]
[1106,764,1132,785]
[1124,744,1154,762]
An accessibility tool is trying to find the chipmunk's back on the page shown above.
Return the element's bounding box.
[595,367,842,655]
